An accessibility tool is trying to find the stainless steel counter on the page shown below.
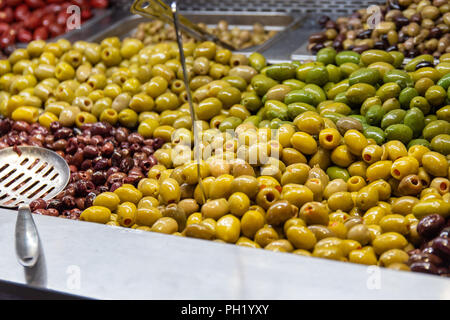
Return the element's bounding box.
[0,208,449,299]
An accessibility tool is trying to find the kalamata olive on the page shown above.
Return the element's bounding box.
[47,199,63,212]
[394,15,409,29]
[120,142,130,150]
[30,199,47,211]
[431,237,450,258]
[49,122,62,133]
[101,142,114,156]
[68,209,81,220]
[54,127,73,140]
[73,127,82,136]
[410,261,438,274]
[120,157,134,172]
[92,171,107,185]
[12,121,30,133]
[107,172,126,185]
[408,252,443,266]
[33,209,48,215]
[309,32,327,44]
[128,132,144,145]
[439,227,450,238]
[97,186,109,193]
[91,122,111,136]
[0,119,12,135]
[139,159,154,172]
[64,187,76,198]
[110,182,122,192]
[153,138,164,149]
[141,145,154,156]
[53,139,68,151]
[123,174,141,185]
[66,138,78,154]
[62,195,76,209]
[90,135,104,146]
[83,145,98,159]
[410,13,421,24]
[417,214,445,239]
[429,27,442,39]
[332,39,343,51]
[120,148,131,158]
[106,166,119,176]
[44,134,55,149]
[80,159,92,170]
[374,40,386,50]
[111,151,122,167]
[353,45,370,54]
[93,158,108,171]
[46,208,59,217]
[84,192,97,208]
[71,150,84,167]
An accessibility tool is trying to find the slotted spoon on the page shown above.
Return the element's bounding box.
[0,146,70,267]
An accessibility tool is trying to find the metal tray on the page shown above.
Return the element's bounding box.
[15,8,114,48]
[0,208,449,299]
[77,10,302,60]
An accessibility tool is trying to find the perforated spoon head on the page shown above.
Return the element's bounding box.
[0,146,70,208]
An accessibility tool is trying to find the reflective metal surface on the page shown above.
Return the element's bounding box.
[0,208,449,299]
[0,146,70,268]
[0,146,70,208]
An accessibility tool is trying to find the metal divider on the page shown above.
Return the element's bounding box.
[115,0,385,15]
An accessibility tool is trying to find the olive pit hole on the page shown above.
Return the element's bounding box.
[265,192,275,202]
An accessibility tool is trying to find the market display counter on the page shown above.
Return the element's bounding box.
[0,208,448,299]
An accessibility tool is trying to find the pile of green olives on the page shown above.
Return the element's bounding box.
[247,49,450,156]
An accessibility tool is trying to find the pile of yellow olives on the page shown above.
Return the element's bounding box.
[2,36,450,274]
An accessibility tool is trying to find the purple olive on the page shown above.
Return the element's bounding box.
[417,214,445,239]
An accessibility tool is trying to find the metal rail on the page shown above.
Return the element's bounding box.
[0,208,449,299]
